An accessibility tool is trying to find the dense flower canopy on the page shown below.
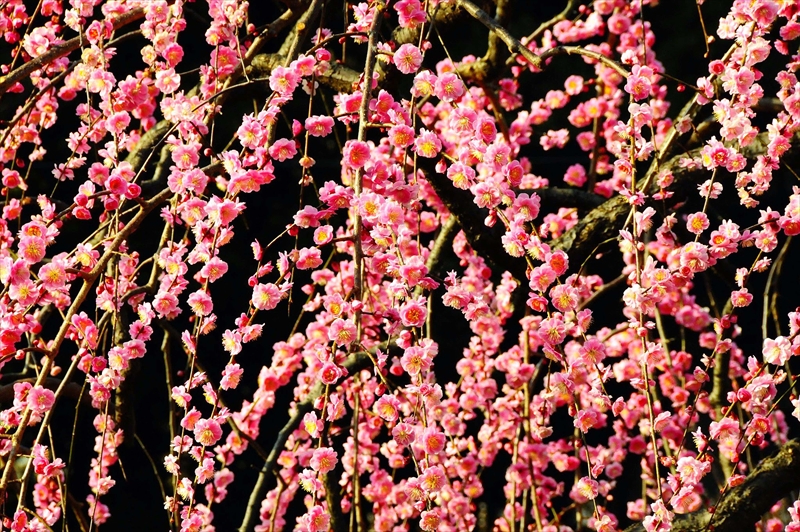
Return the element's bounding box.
[1,0,800,531]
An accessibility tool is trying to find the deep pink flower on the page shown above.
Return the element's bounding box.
[625,65,654,101]
[27,386,54,413]
[193,418,222,446]
[400,298,427,327]
[395,0,426,28]
[342,140,371,169]
[309,447,338,474]
[388,124,415,148]
[319,361,343,384]
[328,318,356,346]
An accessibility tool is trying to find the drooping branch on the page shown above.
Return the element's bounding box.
[506,0,577,65]
[454,0,628,78]
[624,439,800,532]
[538,45,630,79]
[238,345,395,532]
[0,378,89,407]
[0,186,173,503]
[131,4,309,192]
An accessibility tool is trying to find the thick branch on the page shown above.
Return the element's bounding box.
[456,0,514,82]
[248,53,360,93]
[625,440,800,532]
[552,129,800,272]
[391,2,465,47]
[454,0,542,69]
[423,169,525,280]
[0,8,146,97]
[424,160,603,282]
[454,0,627,79]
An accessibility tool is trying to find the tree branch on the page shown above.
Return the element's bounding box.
[0,8,147,97]
[625,440,800,532]
[248,53,360,93]
[456,0,514,82]
[454,0,542,69]
[0,187,173,502]
[423,156,604,283]
[237,345,395,532]
[552,129,800,272]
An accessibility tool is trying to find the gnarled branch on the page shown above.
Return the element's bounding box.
[625,440,800,532]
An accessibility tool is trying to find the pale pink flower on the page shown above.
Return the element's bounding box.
[301,505,329,532]
[305,115,334,137]
[413,129,441,158]
[394,43,423,74]
[269,66,299,96]
[295,247,322,270]
[28,386,55,413]
[434,72,465,102]
[374,394,401,422]
[220,364,243,390]
[763,336,791,365]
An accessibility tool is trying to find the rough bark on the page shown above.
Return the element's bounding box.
[625,439,800,532]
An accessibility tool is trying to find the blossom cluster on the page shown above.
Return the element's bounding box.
[0,0,799,531]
